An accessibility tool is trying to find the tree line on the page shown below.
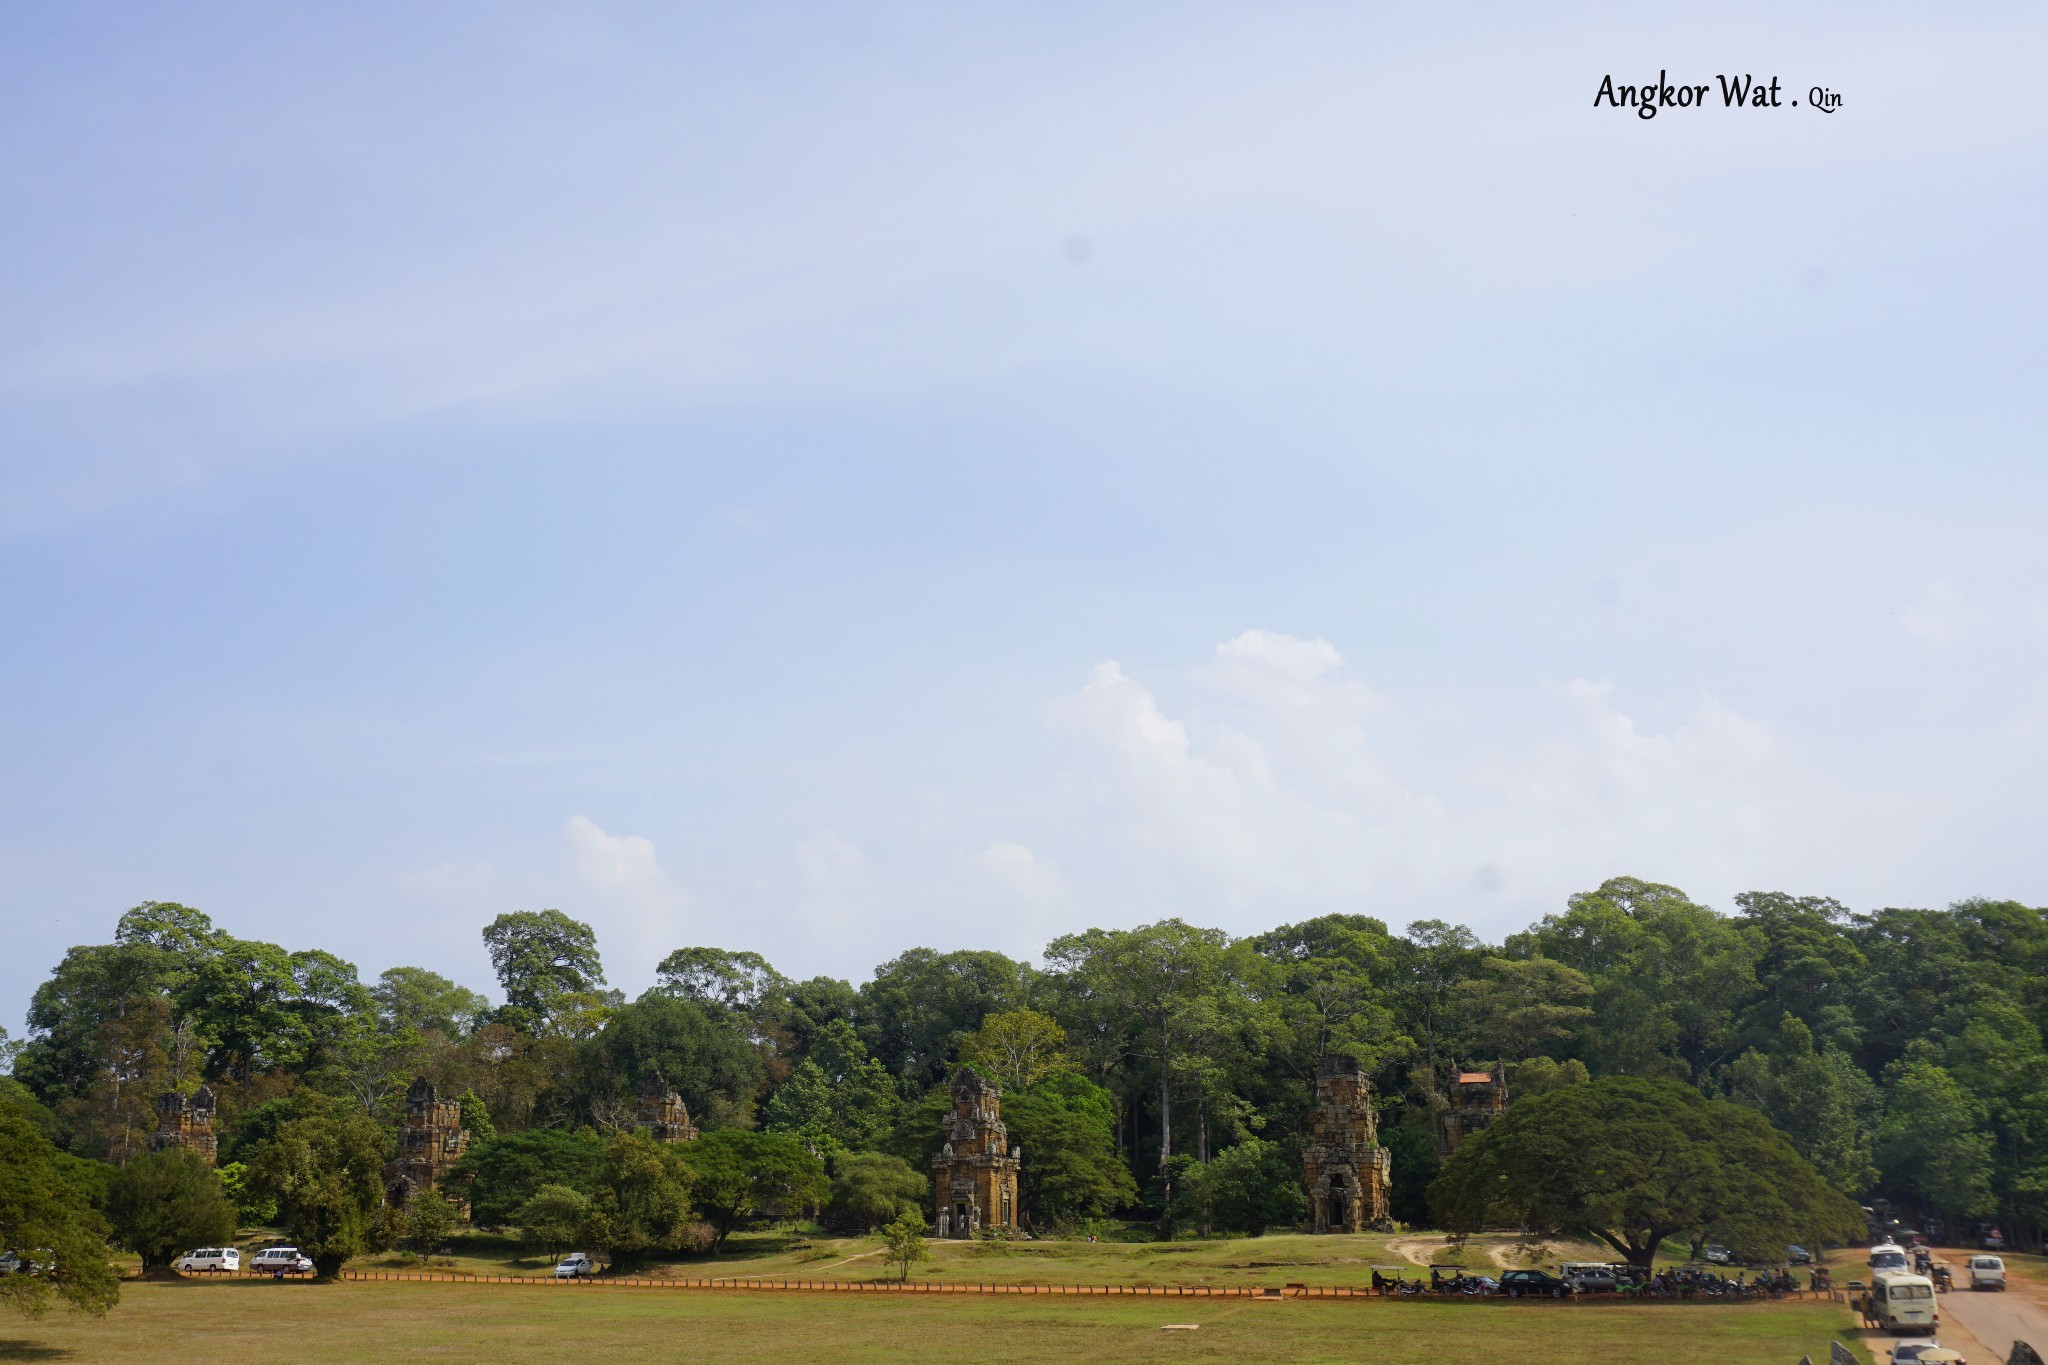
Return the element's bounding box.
[3,876,2043,1306]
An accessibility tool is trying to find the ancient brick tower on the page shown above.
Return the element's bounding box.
[636,1073,699,1143]
[1443,1066,1505,1150]
[932,1066,1021,1238]
[1301,1053,1392,1233]
[146,1086,218,1166]
[384,1079,470,1205]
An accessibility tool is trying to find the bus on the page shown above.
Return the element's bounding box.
[1858,1271,1939,1334]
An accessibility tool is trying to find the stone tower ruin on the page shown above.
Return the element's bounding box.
[636,1072,699,1143]
[1301,1053,1392,1233]
[1443,1065,1505,1150]
[384,1078,470,1205]
[932,1066,1021,1238]
[146,1086,218,1166]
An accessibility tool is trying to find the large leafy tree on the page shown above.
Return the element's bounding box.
[1000,1073,1138,1227]
[443,1129,606,1230]
[857,948,1035,1089]
[762,1020,900,1152]
[372,966,489,1039]
[1725,1013,1878,1197]
[1875,1044,1996,1221]
[580,992,767,1131]
[244,1099,392,1278]
[957,1009,1074,1093]
[0,1114,120,1318]
[1453,956,1593,1066]
[482,909,607,1036]
[824,1152,927,1233]
[1430,1076,1863,1267]
[1042,920,1232,1216]
[679,1130,827,1250]
[104,1148,238,1274]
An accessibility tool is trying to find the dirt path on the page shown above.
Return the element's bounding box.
[812,1248,884,1273]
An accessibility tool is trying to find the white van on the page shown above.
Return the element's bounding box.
[1862,1271,1939,1333]
[1869,1242,1910,1273]
[1967,1255,2006,1291]
[250,1247,312,1275]
[176,1248,240,1273]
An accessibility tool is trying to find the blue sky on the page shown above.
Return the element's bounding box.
[4,3,2045,1026]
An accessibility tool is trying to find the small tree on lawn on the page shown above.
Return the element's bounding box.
[516,1184,590,1262]
[401,1189,460,1257]
[881,1210,929,1283]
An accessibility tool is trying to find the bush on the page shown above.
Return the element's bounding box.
[104,1148,237,1273]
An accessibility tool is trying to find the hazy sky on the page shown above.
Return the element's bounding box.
[4,3,2045,1028]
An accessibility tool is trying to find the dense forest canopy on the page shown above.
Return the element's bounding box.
[8,875,2045,1247]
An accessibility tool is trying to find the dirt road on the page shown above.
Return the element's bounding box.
[1940,1282,2048,1362]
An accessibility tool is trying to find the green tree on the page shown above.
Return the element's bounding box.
[104,1148,237,1274]
[372,966,490,1039]
[1430,1076,1863,1267]
[880,1208,930,1282]
[653,946,788,1044]
[857,948,1035,1089]
[0,1114,121,1318]
[1000,1073,1137,1227]
[1725,1014,1878,1196]
[216,1160,275,1225]
[400,1189,460,1257]
[825,1152,928,1232]
[679,1130,828,1250]
[244,1100,392,1279]
[762,1020,899,1151]
[1042,920,1232,1223]
[1876,1046,1995,1220]
[515,1183,590,1260]
[958,1009,1075,1093]
[482,910,607,1035]
[1453,956,1593,1066]
[443,1129,606,1229]
[457,1089,496,1145]
[586,1131,695,1268]
[581,992,767,1132]
[1204,1137,1307,1235]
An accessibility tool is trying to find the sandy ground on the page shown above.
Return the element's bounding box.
[1852,1250,2048,1364]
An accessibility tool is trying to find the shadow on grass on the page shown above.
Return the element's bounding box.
[0,1341,76,1361]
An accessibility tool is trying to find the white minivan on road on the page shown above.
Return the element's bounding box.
[1968,1255,2006,1290]
[176,1248,240,1273]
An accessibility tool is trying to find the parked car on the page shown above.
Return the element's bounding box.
[1560,1262,1619,1292]
[1702,1244,1733,1264]
[251,1247,312,1275]
[176,1247,240,1274]
[554,1252,598,1279]
[1967,1256,2006,1291]
[1891,1346,1964,1365]
[1786,1245,1814,1264]
[0,1251,51,1275]
[1498,1269,1567,1299]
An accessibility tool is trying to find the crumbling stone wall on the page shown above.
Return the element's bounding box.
[146,1086,218,1166]
[636,1072,699,1143]
[1301,1053,1392,1233]
[1443,1066,1504,1150]
[932,1066,1021,1237]
[384,1078,469,1205]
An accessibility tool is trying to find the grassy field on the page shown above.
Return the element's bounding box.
[342,1228,1644,1288]
[6,1279,1872,1365]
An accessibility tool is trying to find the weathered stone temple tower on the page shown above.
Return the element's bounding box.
[1443,1066,1505,1150]
[385,1079,470,1205]
[147,1086,218,1166]
[932,1066,1021,1237]
[1301,1053,1392,1233]
[636,1073,699,1144]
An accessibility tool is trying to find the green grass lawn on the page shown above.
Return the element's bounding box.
[344,1228,1629,1288]
[6,1279,1873,1365]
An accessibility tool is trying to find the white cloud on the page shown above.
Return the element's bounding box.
[1054,632,1922,926]
[563,815,690,977]
[798,829,866,891]
[975,840,1065,906]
